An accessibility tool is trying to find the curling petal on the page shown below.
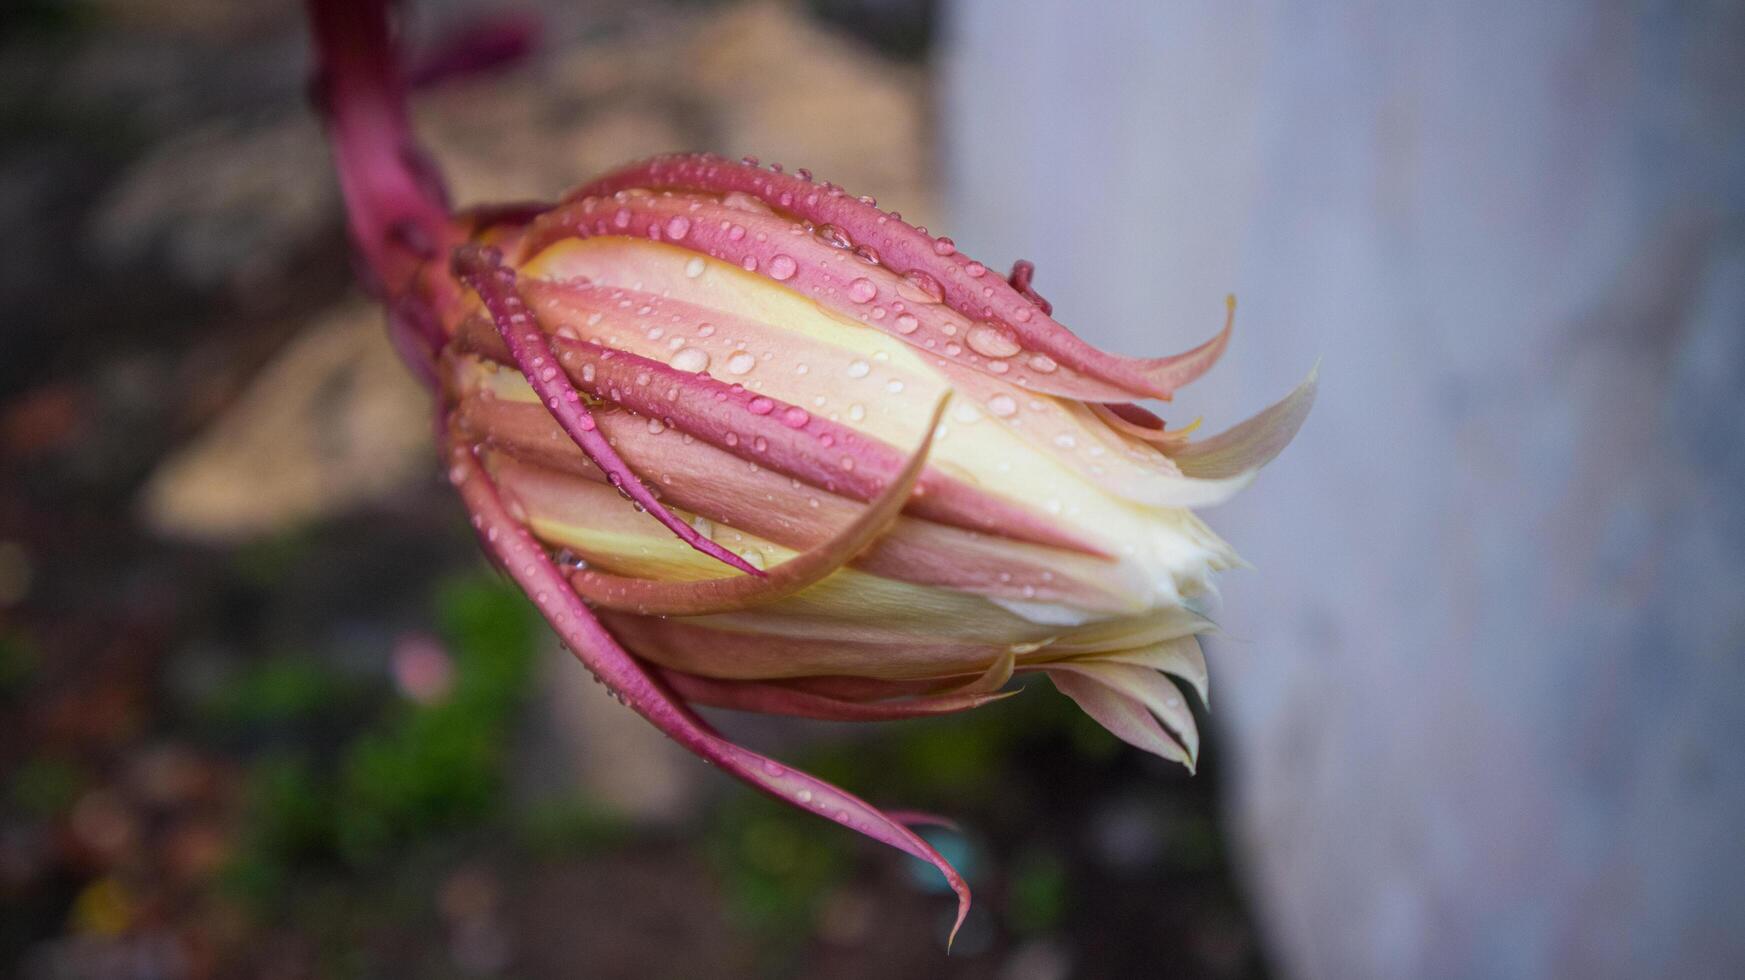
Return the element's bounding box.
[444,422,971,941]
[562,154,1230,400]
[451,244,763,576]
[1048,661,1200,768]
[562,394,949,614]
[461,396,1149,612]
[1087,636,1210,707]
[1046,669,1193,770]
[1169,364,1319,480]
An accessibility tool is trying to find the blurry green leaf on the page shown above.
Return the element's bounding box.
[0,628,38,697]
[1007,849,1068,934]
[517,796,631,857]
[8,756,85,818]
[200,655,361,728]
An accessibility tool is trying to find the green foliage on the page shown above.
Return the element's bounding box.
[221,574,543,903]
[199,655,361,728]
[1006,849,1069,935]
[516,795,632,858]
[705,794,850,941]
[7,756,86,819]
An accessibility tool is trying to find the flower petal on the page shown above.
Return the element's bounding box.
[1168,364,1319,480]
[561,393,948,615]
[461,395,1152,613]
[444,421,971,941]
[1046,669,1193,769]
[451,244,762,576]
[658,668,1011,721]
[1047,661,1200,768]
[1087,636,1210,707]
[562,153,1230,400]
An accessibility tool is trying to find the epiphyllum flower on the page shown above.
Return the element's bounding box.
[308,0,1311,940]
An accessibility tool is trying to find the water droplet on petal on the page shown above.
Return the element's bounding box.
[726,351,757,375]
[965,261,987,278]
[670,346,709,373]
[968,323,1023,358]
[987,394,1018,417]
[933,236,956,255]
[684,256,706,278]
[781,406,810,429]
[898,271,945,303]
[814,223,852,249]
[747,396,775,415]
[1028,353,1058,373]
[846,359,871,378]
[894,313,920,334]
[848,277,877,303]
[665,215,691,239]
[768,254,798,280]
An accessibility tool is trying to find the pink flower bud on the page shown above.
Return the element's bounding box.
[307,0,1313,942]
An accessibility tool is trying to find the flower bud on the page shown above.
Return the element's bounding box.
[308,0,1312,941]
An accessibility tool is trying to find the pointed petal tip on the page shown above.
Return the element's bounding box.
[1168,363,1318,480]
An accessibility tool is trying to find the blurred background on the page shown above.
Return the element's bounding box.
[1,1,1740,978]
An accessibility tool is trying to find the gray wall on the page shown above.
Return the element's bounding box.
[943,3,1745,977]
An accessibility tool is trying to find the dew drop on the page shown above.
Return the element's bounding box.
[684,256,706,279]
[670,346,709,373]
[899,271,945,303]
[894,313,920,334]
[968,322,1023,358]
[987,394,1018,417]
[747,396,775,415]
[846,359,871,379]
[933,236,956,256]
[848,277,877,303]
[780,406,810,429]
[726,351,757,375]
[885,379,905,394]
[665,215,691,239]
[768,254,798,280]
[965,261,987,278]
[848,403,866,422]
[1028,353,1058,373]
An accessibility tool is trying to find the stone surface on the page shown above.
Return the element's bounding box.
[944,2,1745,977]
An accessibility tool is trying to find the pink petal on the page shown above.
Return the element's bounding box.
[558,154,1231,400]
[1046,669,1193,770]
[451,244,763,576]
[461,397,1149,612]
[453,300,1106,554]
[1168,365,1319,479]
[561,394,948,615]
[1086,637,1210,707]
[660,668,1010,721]
[444,423,971,941]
